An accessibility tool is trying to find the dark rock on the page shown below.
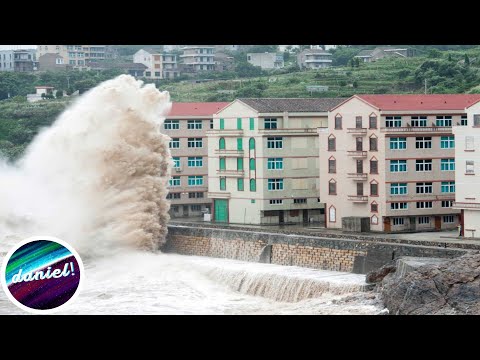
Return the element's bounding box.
[379,252,480,315]
[366,263,396,284]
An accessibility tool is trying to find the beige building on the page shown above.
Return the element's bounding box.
[354,47,415,63]
[453,98,480,238]
[133,49,179,79]
[180,46,215,72]
[319,94,480,232]
[36,45,115,70]
[247,53,284,70]
[207,98,344,224]
[297,49,333,69]
[165,102,229,218]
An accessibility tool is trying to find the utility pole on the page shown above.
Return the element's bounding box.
[424,78,427,94]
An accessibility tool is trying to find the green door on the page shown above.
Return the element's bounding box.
[214,199,228,223]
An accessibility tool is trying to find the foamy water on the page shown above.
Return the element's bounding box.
[0,75,383,315]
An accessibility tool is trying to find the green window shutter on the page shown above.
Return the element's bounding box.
[220,157,226,170]
[237,157,243,171]
[249,158,255,170]
[251,199,256,204]
[249,138,255,150]
[220,177,226,191]
[237,118,242,130]
[250,118,254,130]
[220,118,224,130]
[250,179,256,192]
[237,138,243,150]
[219,137,225,150]
[237,178,244,191]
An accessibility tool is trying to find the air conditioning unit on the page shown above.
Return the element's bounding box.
[175,168,182,172]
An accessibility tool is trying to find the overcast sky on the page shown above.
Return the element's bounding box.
[0,45,37,50]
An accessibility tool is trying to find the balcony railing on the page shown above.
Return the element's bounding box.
[216,169,245,178]
[453,202,480,209]
[348,173,368,181]
[207,191,231,199]
[347,128,367,135]
[347,151,367,158]
[214,149,244,156]
[207,129,244,136]
[257,128,318,135]
[381,126,452,133]
[348,195,368,203]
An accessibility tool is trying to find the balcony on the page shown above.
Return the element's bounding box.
[216,169,245,178]
[207,129,244,137]
[347,128,367,136]
[348,195,368,203]
[348,173,368,181]
[380,126,452,134]
[257,128,318,136]
[453,202,480,210]
[214,149,244,156]
[208,191,231,199]
[347,151,367,158]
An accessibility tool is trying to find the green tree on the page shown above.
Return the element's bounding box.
[56,90,64,98]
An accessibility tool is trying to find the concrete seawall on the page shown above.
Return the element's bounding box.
[163,225,468,274]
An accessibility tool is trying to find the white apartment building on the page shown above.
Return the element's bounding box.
[133,49,179,79]
[36,45,114,70]
[247,53,284,70]
[180,46,215,72]
[207,98,344,225]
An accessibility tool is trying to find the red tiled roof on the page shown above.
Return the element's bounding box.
[356,94,480,111]
[168,102,230,116]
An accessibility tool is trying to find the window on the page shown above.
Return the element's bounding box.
[169,176,180,186]
[335,115,342,129]
[386,116,402,127]
[187,120,202,129]
[461,116,468,126]
[191,205,202,212]
[165,120,179,131]
[210,120,214,129]
[442,200,453,208]
[328,136,336,151]
[390,137,407,150]
[369,115,377,129]
[466,136,474,150]
[441,136,455,149]
[441,181,455,193]
[269,199,283,205]
[391,202,408,210]
[411,116,427,127]
[370,159,378,174]
[390,160,407,172]
[172,206,179,213]
[418,216,430,225]
[188,176,203,186]
[441,159,455,171]
[416,137,432,149]
[416,201,433,209]
[249,138,255,150]
[220,118,224,129]
[267,137,283,149]
[474,115,480,127]
[356,160,363,173]
[356,137,363,151]
[145,71,151,77]
[219,138,225,150]
[237,158,244,171]
[155,72,161,77]
[249,158,255,170]
[169,138,180,148]
[250,179,256,192]
[371,215,378,224]
[357,183,363,196]
[188,138,203,148]
[370,183,378,196]
[294,198,307,204]
[173,157,180,168]
[371,202,378,212]
[166,193,181,199]
[237,118,242,130]
[237,138,243,150]
[466,160,475,174]
[250,118,255,130]
[268,158,283,170]
[416,182,433,194]
[189,192,204,198]
[369,137,378,151]
[443,215,455,223]
[329,158,336,173]
[187,157,203,167]
[329,206,336,222]
[436,116,452,127]
[392,218,405,226]
[329,180,337,195]
[416,159,432,172]
[264,118,277,129]
[219,157,226,170]
[220,177,226,191]
[355,116,363,128]
[391,183,408,195]
[268,179,284,191]
[237,178,244,191]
